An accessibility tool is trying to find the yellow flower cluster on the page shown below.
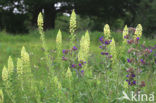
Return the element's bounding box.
[134,24,143,39]
[17,58,23,78]
[56,29,62,48]
[69,10,76,35]
[56,29,62,57]
[54,76,62,89]
[78,31,90,62]
[37,12,44,34]
[104,24,111,39]
[109,38,117,63]
[66,67,72,78]
[122,25,128,43]
[0,89,4,103]
[8,56,14,77]
[21,46,30,66]
[2,66,8,81]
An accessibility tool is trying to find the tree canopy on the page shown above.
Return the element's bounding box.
[0,0,156,36]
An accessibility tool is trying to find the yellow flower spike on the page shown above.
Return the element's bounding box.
[78,31,90,62]
[37,12,44,33]
[66,67,72,78]
[78,35,85,62]
[134,24,143,39]
[84,31,90,53]
[54,76,62,89]
[0,89,4,103]
[104,24,111,39]
[21,46,31,75]
[69,9,76,35]
[123,25,128,43]
[56,29,62,47]
[7,56,14,76]
[21,46,30,64]
[2,66,8,81]
[17,58,23,78]
[110,38,117,63]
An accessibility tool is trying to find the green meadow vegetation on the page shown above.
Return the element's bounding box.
[0,10,156,103]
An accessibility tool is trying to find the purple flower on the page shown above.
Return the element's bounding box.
[99,36,104,43]
[99,46,102,48]
[72,64,76,68]
[150,49,152,53]
[101,52,109,55]
[140,59,145,64]
[127,59,131,63]
[81,70,84,73]
[63,49,68,54]
[136,37,140,40]
[133,80,136,85]
[105,40,110,45]
[131,74,135,77]
[72,46,77,51]
[126,75,129,77]
[79,63,82,68]
[63,50,65,53]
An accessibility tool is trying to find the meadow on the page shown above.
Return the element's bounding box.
[0,11,156,103]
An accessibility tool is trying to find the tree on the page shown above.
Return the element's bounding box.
[23,0,73,30]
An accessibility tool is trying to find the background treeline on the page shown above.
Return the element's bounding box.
[0,0,156,37]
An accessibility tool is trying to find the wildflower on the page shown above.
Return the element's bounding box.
[79,63,82,68]
[105,40,111,45]
[99,36,104,43]
[123,25,128,39]
[72,46,77,51]
[140,59,145,64]
[101,52,109,55]
[66,67,72,78]
[72,64,76,68]
[2,66,8,81]
[63,49,69,54]
[136,37,140,40]
[131,74,135,77]
[133,24,143,39]
[81,70,84,73]
[133,80,136,85]
[104,24,111,39]
[79,60,85,64]
[127,59,132,63]
[69,9,76,35]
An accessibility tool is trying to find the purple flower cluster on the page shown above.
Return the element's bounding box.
[126,68,136,86]
[71,60,86,69]
[62,46,78,61]
[99,36,113,60]
[99,36,112,45]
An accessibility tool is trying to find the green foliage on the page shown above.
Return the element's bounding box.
[0,19,155,103]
